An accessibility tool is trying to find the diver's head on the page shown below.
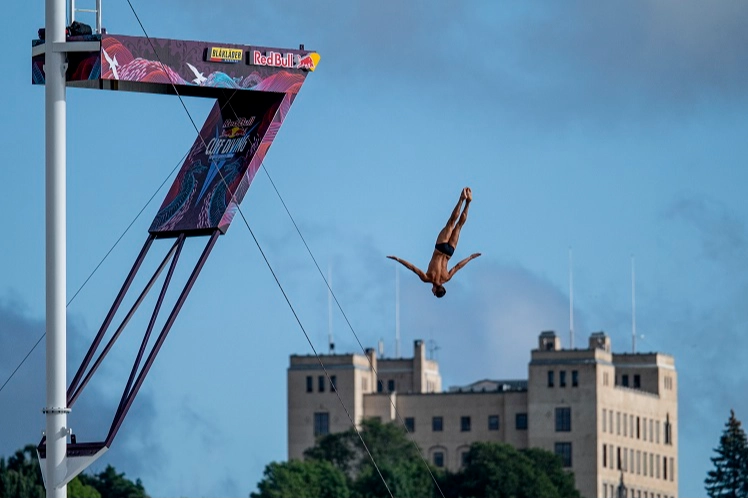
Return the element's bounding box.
[432,284,446,298]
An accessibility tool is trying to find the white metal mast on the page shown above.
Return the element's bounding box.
[45,0,68,495]
[631,255,636,354]
[569,247,574,350]
[395,265,400,358]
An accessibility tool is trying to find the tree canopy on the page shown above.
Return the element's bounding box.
[253,418,579,497]
[0,445,147,498]
[705,409,748,497]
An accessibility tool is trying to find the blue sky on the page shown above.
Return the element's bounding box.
[2,1,748,496]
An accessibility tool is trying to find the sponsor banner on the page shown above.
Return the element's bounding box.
[207,46,243,63]
[149,91,285,236]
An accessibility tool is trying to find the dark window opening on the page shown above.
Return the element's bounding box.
[313,412,329,437]
[634,374,641,388]
[572,370,579,387]
[622,374,629,387]
[461,451,468,467]
[488,415,500,431]
[318,375,325,392]
[461,416,471,432]
[330,375,337,391]
[432,416,443,432]
[637,417,641,439]
[555,442,572,467]
[560,370,567,387]
[516,413,528,430]
[377,380,383,393]
[548,370,555,387]
[663,456,668,480]
[433,452,444,468]
[388,379,395,392]
[404,417,415,433]
[306,376,313,393]
[617,447,621,470]
[555,407,572,432]
[603,444,607,467]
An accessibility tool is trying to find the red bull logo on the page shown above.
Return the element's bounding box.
[251,50,320,72]
[221,126,246,139]
[252,50,295,69]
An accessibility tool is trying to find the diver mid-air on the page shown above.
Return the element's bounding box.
[388,187,481,298]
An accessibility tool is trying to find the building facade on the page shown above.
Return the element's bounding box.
[287,332,678,498]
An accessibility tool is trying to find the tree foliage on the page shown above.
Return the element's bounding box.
[253,419,580,498]
[0,445,146,498]
[251,459,349,498]
[705,409,748,497]
[440,442,579,498]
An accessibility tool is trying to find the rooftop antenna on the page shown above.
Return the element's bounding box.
[427,339,440,361]
[631,255,636,354]
[327,263,334,354]
[569,247,574,350]
[395,265,401,358]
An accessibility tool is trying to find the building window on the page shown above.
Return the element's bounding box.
[643,417,647,441]
[650,419,654,442]
[306,376,313,393]
[548,370,555,387]
[560,370,567,387]
[623,414,628,437]
[433,451,444,468]
[617,446,621,470]
[634,374,641,388]
[330,375,337,391]
[388,379,395,392]
[616,412,621,435]
[313,412,329,437]
[461,451,469,467]
[488,415,500,431]
[622,374,629,387]
[432,416,443,432]
[603,443,607,467]
[318,375,325,392]
[664,414,672,445]
[623,446,628,471]
[636,450,641,475]
[572,370,579,387]
[555,407,571,432]
[603,409,607,433]
[555,442,572,467]
[663,456,667,480]
[669,457,674,482]
[461,416,471,432]
[516,413,528,430]
[377,380,383,393]
[637,416,641,439]
[404,417,415,433]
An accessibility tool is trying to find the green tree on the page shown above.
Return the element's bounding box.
[442,442,579,498]
[0,446,146,498]
[251,459,349,498]
[77,465,148,498]
[705,409,748,497]
[305,418,437,497]
[0,445,44,498]
[522,447,580,497]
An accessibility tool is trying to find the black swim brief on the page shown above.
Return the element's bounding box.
[435,242,455,257]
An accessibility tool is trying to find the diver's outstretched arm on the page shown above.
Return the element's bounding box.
[387,256,429,283]
[447,253,481,280]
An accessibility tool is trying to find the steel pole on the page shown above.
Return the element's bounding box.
[45,0,68,496]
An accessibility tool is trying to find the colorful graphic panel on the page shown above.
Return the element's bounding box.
[32,34,319,97]
[149,91,287,236]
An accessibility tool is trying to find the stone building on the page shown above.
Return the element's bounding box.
[287,331,678,497]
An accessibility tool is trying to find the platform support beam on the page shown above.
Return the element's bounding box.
[45,0,68,496]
